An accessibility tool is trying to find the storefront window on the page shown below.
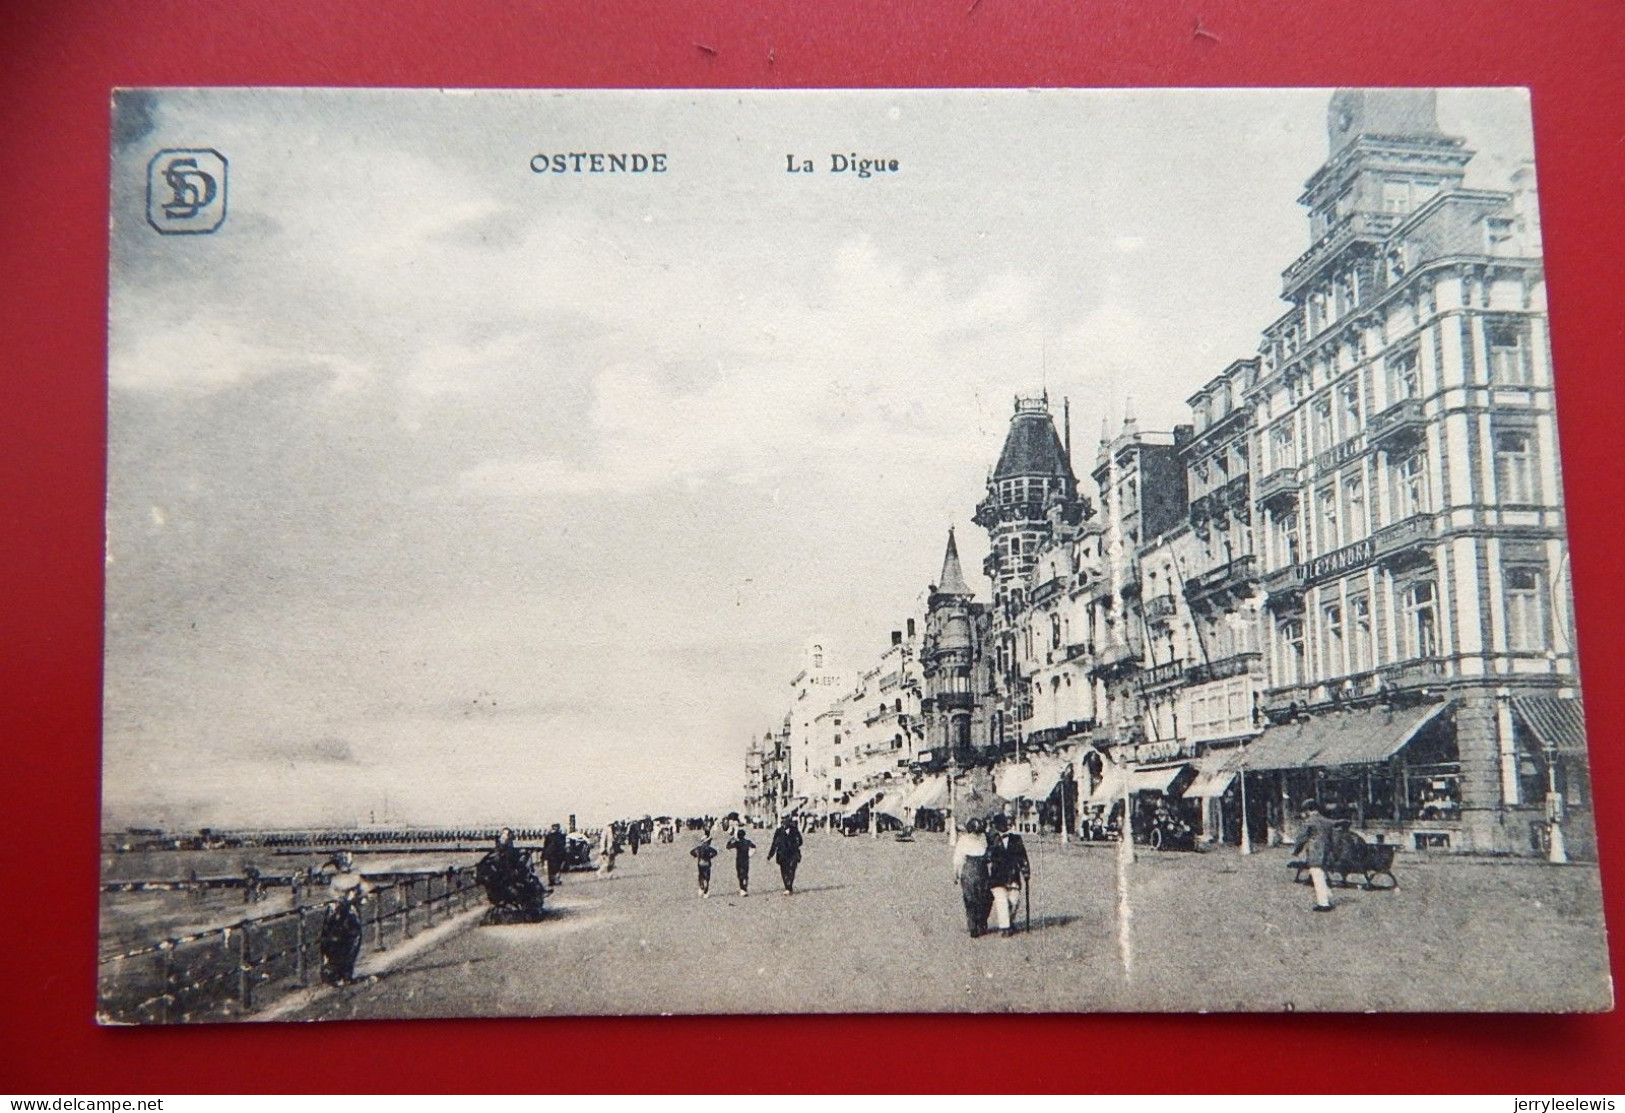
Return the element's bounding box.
[1404,763,1461,821]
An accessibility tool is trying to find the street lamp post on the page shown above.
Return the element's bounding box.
[1545,739,1568,865]
[1238,743,1253,856]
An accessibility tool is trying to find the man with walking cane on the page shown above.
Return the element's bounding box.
[987,813,1031,937]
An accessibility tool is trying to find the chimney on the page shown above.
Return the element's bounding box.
[1063,396,1072,465]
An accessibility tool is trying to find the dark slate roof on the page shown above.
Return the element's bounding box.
[993,411,1074,481]
[937,529,972,597]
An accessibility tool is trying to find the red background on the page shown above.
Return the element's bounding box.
[4,0,1624,1093]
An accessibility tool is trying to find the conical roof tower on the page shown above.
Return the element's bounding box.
[974,394,1090,601]
[936,527,973,598]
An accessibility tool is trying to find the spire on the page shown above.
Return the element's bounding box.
[937,527,972,598]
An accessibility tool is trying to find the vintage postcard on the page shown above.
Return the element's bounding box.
[100,87,1609,1021]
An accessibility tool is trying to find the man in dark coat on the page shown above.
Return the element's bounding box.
[1291,800,1337,911]
[541,823,568,886]
[766,816,803,894]
[986,813,1031,936]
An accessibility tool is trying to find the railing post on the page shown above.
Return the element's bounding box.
[237,923,252,1010]
[403,877,414,939]
[156,942,174,1025]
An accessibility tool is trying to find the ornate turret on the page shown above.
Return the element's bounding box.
[920,527,989,764]
[935,527,973,599]
[1287,88,1473,303]
[974,393,1089,602]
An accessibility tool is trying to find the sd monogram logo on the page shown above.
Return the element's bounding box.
[147,149,228,234]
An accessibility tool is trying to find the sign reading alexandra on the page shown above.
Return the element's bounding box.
[101,88,1607,1023]
[1305,537,1378,583]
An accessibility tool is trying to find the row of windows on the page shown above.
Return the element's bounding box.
[1260,313,1534,439]
[1266,429,1542,567]
[1273,565,1550,686]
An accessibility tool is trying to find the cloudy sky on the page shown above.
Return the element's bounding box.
[102,88,1535,829]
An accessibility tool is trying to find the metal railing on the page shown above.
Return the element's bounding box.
[98,866,482,1024]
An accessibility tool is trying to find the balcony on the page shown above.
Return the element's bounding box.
[1373,513,1438,565]
[1029,577,1064,606]
[1379,656,1448,691]
[1186,650,1262,685]
[1368,398,1425,446]
[1261,562,1307,599]
[1281,210,1402,296]
[1255,466,1300,507]
[1185,555,1258,602]
[1062,641,1094,663]
[1141,658,1188,689]
[1189,474,1251,524]
[1089,639,1138,679]
[1143,593,1179,622]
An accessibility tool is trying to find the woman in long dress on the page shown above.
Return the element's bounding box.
[319,851,370,986]
[952,817,992,937]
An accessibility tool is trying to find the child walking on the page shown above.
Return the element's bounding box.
[691,834,719,897]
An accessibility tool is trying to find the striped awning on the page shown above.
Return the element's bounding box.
[1181,751,1240,798]
[900,775,948,812]
[1241,701,1449,772]
[874,792,908,820]
[994,757,1069,800]
[1514,696,1589,755]
[845,788,883,813]
[1128,762,1192,795]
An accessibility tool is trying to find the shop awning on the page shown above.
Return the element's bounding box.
[1029,756,1071,799]
[1180,752,1239,799]
[994,760,1037,799]
[1514,696,1589,755]
[1128,763,1191,795]
[845,788,883,813]
[1241,701,1450,772]
[994,756,1071,800]
[900,775,948,812]
[780,797,808,817]
[874,793,907,820]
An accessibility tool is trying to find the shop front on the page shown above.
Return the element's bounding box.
[1512,695,1592,860]
[1211,699,1460,850]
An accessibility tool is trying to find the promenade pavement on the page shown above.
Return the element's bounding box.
[286,832,1610,1018]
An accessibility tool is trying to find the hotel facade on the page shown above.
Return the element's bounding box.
[752,89,1589,858]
